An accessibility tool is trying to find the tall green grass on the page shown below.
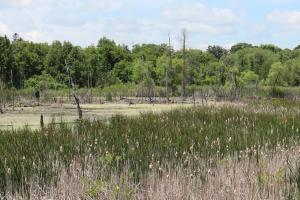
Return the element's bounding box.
[1,102,300,196]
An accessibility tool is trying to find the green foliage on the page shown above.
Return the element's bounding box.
[239,70,259,87]
[230,43,252,53]
[101,83,137,97]
[132,60,152,83]
[25,74,66,90]
[207,45,228,60]
[0,36,12,86]
[266,62,289,87]
[1,34,300,90]
[260,44,281,53]
[44,41,65,80]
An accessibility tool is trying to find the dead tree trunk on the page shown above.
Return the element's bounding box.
[40,114,44,129]
[71,80,82,120]
[0,103,3,114]
[166,33,172,102]
[192,90,196,106]
[230,72,238,102]
[12,89,15,111]
[73,92,82,120]
[181,29,187,102]
[11,69,15,111]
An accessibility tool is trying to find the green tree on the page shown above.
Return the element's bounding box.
[260,44,281,53]
[186,49,216,85]
[286,58,300,86]
[266,62,289,87]
[66,46,85,87]
[239,70,259,87]
[44,41,65,81]
[207,45,228,60]
[112,60,132,83]
[0,36,12,86]
[96,37,131,86]
[12,40,47,88]
[132,59,155,100]
[198,61,221,85]
[230,43,252,53]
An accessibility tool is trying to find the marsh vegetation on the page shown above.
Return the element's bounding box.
[1,99,300,199]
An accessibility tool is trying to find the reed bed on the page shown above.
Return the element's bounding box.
[1,100,300,199]
[9,145,299,200]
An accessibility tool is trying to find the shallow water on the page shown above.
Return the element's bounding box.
[0,103,192,129]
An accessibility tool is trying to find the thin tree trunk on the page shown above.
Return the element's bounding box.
[40,114,44,129]
[70,77,82,120]
[231,72,238,101]
[89,71,93,103]
[193,90,196,106]
[166,33,172,102]
[0,101,3,114]
[73,93,82,120]
[68,72,71,102]
[181,29,187,102]
[66,60,82,120]
[11,69,15,111]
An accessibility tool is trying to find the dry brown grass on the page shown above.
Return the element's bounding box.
[5,145,300,200]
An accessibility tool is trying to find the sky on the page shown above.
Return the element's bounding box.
[0,0,300,49]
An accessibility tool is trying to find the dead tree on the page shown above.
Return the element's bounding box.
[71,80,83,120]
[0,103,3,114]
[66,61,82,120]
[166,33,172,102]
[35,90,40,106]
[181,29,187,102]
[192,90,196,106]
[73,94,82,120]
[40,114,44,129]
[0,85,4,114]
[11,69,15,111]
[65,60,72,102]
[200,88,209,105]
[230,70,239,102]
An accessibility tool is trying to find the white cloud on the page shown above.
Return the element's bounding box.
[0,22,8,35]
[161,3,239,35]
[0,0,41,8]
[0,0,124,11]
[25,31,42,42]
[268,10,300,30]
[84,0,124,12]
[0,0,242,49]
[162,3,238,25]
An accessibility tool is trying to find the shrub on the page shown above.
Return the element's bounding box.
[269,87,286,98]
[25,74,66,90]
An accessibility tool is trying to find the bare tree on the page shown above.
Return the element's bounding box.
[10,69,15,111]
[40,114,44,129]
[181,29,187,102]
[0,81,4,114]
[71,80,83,120]
[165,33,173,102]
[230,68,239,102]
[65,60,82,120]
[88,70,93,103]
[65,60,72,102]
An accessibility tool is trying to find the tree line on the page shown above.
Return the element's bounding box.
[1,33,300,95]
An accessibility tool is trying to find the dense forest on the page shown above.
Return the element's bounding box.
[1,33,300,95]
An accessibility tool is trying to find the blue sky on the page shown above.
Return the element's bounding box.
[0,0,300,49]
